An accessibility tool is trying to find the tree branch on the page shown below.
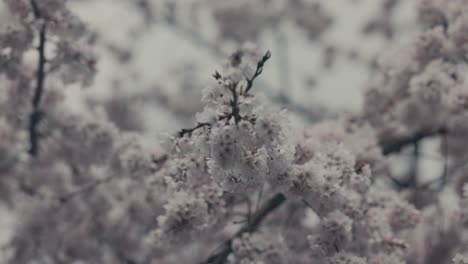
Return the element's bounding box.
[382,128,448,156]
[244,51,271,94]
[178,122,212,137]
[28,0,47,156]
[201,193,286,264]
[383,128,452,191]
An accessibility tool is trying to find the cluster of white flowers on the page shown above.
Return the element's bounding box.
[454,254,468,264]
[309,211,354,257]
[155,191,215,244]
[152,46,296,246]
[364,0,468,150]
[325,252,367,264]
[300,117,385,172]
[359,3,468,263]
[228,232,286,264]
[2,0,96,87]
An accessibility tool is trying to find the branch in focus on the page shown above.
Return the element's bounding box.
[179,51,271,137]
[244,51,271,94]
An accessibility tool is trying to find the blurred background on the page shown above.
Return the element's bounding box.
[63,0,419,135]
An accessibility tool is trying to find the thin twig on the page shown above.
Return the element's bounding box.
[244,51,271,94]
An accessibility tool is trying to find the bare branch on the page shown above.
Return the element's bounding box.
[28,0,48,156]
[244,51,271,94]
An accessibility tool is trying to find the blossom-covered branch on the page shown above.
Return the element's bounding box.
[179,50,271,137]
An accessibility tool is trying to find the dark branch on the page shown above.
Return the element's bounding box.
[28,0,47,156]
[29,0,40,17]
[178,122,212,137]
[201,193,286,264]
[383,128,452,191]
[382,128,448,156]
[244,51,271,94]
[18,182,38,197]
